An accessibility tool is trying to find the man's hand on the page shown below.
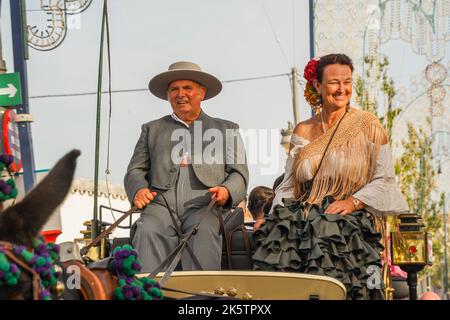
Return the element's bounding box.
[208,186,230,206]
[324,199,355,216]
[133,188,157,209]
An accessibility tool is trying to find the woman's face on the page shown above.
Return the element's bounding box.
[314,64,353,110]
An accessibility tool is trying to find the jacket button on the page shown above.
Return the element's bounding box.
[170,167,176,173]
[165,184,171,188]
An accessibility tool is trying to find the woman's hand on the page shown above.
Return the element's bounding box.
[253,218,266,231]
[324,198,355,215]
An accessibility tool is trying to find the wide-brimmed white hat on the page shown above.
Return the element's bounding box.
[148,61,222,100]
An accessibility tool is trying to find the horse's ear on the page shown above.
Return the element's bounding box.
[0,150,80,246]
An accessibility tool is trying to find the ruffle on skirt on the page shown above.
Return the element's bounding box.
[252,196,385,300]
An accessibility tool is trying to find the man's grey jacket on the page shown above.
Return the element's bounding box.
[124,111,249,209]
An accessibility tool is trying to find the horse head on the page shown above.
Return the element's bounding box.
[0,150,80,299]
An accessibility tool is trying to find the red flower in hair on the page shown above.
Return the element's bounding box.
[303,59,319,83]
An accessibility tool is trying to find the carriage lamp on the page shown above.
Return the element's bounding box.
[76,220,105,262]
[391,213,432,300]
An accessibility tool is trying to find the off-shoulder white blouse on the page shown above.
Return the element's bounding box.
[270,134,409,216]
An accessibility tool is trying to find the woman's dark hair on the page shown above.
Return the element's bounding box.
[317,53,354,83]
[248,186,274,219]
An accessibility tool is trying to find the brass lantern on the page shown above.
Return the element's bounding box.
[391,214,431,266]
[390,213,432,300]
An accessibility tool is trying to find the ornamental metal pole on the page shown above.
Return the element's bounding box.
[308,0,315,60]
[308,0,315,118]
[0,0,7,74]
[443,192,449,299]
[10,0,36,192]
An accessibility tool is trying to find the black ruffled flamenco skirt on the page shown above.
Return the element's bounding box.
[252,196,385,300]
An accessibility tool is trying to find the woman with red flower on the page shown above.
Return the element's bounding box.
[253,54,409,300]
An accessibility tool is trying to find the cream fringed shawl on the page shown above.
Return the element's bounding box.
[293,108,388,206]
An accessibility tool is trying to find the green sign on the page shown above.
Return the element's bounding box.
[0,72,22,107]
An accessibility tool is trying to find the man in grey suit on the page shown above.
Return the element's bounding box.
[124,61,249,272]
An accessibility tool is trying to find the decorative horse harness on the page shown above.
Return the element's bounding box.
[0,240,62,300]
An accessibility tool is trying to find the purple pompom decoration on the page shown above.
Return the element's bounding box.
[2,185,12,195]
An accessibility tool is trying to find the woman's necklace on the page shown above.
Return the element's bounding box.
[320,108,348,133]
[320,110,326,133]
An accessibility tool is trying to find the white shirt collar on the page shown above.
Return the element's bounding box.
[170,112,190,128]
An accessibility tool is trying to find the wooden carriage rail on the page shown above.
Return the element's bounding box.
[143,270,347,300]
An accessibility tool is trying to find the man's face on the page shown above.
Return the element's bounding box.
[167,80,206,121]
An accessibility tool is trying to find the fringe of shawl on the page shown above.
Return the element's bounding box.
[293,109,388,210]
